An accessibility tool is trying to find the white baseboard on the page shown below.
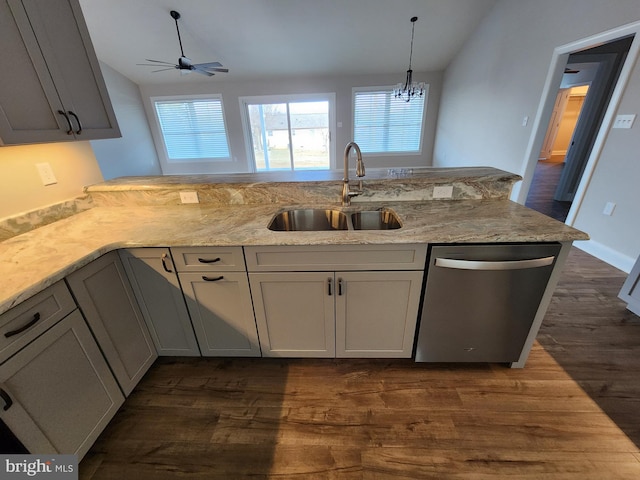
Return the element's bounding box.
[573,240,636,273]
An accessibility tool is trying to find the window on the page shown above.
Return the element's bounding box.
[240,94,335,172]
[151,95,231,174]
[353,86,428,155]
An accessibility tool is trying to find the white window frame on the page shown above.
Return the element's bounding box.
[239,93,336,172]
[149,94,233,175]
[352,85,429,157]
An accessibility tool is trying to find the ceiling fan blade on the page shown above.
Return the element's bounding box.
[152,68,176,73]
[144,59,176,65]
[193,61,223,69]
[192,67,215,76]
[203,67,229,73]
[137,63,178,67]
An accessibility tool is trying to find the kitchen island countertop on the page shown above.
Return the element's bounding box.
[0,198,587,315]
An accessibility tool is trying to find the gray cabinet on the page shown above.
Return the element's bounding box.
[250,272,335,357]
[66,251,157,396]
[172,247,261,357]
[246,245,427,358]
[619,255,640,316]
[335,271,423,358]
[119,248,200,356]
[0,309,124,458]
[0,0,119,145]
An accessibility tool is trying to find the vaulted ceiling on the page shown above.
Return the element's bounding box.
[79,0,497,85]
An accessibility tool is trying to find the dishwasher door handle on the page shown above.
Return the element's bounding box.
[434,256,555,271]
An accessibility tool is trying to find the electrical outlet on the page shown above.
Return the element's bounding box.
[612,114,636,129]
[36,163,57,186]
[179,191,199,204]
[433,185,454,199]
[603,202,616,216]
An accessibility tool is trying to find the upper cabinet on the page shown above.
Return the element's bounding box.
[0,0,120,145]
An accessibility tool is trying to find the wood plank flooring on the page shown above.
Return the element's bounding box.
[525,160,572,222]
[80,248,640,479]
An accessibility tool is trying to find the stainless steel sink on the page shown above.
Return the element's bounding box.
[268,208,401,231]
[351,210,402,230]
[268,209,348,231]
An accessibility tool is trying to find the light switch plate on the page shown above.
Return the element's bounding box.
[179,191,199,204]
[612,114,636,129]
[603,202,616,216]
[36,162,57,186]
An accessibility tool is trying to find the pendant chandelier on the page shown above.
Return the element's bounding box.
[393,16,425,102]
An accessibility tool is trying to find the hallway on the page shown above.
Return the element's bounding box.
[525,159,572,222]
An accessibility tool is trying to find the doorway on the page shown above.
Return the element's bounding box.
[525,35,633,222]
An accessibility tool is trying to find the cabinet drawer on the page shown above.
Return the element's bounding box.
[171,247,246,272]
[244,244,428,272]
[0,281,75,363]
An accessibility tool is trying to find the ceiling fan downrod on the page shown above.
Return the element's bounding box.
[170,10,186,58]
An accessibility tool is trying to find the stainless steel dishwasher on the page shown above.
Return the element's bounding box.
[415,243,561,363]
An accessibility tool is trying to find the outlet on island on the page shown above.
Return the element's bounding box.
[433,185,453,199]
[180,191,199,204]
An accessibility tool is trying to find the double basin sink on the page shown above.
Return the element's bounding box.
[268,208,401,231]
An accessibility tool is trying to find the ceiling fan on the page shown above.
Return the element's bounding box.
[137,10,228,77]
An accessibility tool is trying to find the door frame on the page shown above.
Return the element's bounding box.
[515,21,640,226]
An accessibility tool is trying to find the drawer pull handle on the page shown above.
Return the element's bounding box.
[198,257,221,264]
[327,278,333,296]
[202,275,224,282]
[57,110,74,135]
[161,253,173,273]
[68,111,82,135]
[0,388,12,411]
[338,278,344,296]
[5,312,41,338]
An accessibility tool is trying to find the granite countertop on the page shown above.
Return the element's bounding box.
[0,198,587,316]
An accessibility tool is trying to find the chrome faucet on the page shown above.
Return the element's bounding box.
[342,141,365,206]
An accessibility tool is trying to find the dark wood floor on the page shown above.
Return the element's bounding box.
[525,160,572,222]
[80,249,640,479]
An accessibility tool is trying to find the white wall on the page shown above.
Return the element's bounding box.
[572,54,640,270]
[139,71,442,173]
[434,0,640,271]
[90,63,161,179]
[0,142,103,219]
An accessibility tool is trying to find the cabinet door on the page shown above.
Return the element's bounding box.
[335,271,423,358]
[249,272,335,357]
[0,0,69,144]
[0,0,119,144]
[180,272,261,357]
[0,310,124,458]
[119,249,200,357]
[66,251,157,396]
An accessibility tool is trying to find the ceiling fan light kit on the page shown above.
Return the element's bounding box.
[393,16,425,102]
[136,10,228,77]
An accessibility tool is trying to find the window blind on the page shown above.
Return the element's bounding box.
[154,98,230,160]
[353,89,426,154]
